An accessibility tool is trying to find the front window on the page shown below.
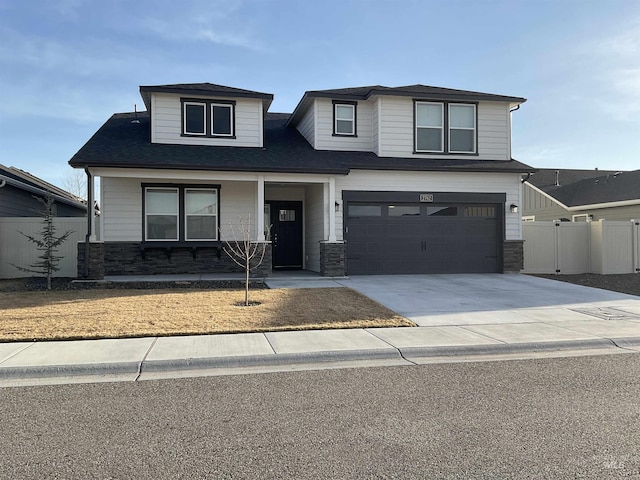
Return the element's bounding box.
[333,102,356,136]
[415,102,444,152]
[211,103,234,136]
[414,101,477,154]
[449,104,476,153]
[184,102,206,135]
[181,98,235,138]
[144,185,219,241]
[145,188,179,240]
[185,189,218,240]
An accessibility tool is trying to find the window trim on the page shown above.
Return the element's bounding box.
[448,103,477,154]
[183,101,207,136]
[142,183,221,242]
[210,102,235,137]
[180,98,236,139]
[414,101,444,153]
[413,100,478,155]
[332,100,357,137]
[144,187,180,241]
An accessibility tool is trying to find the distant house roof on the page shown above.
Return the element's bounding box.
[526,168,639,207]
[68,111,532,175]
[139,83,274,112]
[0,164,87,210]
[288,84,526,127]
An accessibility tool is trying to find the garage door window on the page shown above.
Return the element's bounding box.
[388,205,420,216]
[348,205,382,217]
[427,206,458,216]
[464,206,496,217]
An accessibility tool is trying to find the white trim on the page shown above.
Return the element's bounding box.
[415,101,444,153]
[184,188,218,241]
[145,187,179,241]
[257,175,265,241]
[328,177,336,242]
[211,103,234,137]
[448,103,476,154]
[572,214,592,222]
[183,101,206,136]
[334,103,355,135]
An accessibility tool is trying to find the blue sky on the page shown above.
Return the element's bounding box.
[1,0,638,189]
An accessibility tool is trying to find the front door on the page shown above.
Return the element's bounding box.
[268,201,303,269]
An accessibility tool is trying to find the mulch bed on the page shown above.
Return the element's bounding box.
[531,274,640,297]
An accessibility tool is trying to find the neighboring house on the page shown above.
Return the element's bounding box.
[69,82,531,279]
[0,164,87,217]
[523,168,640,222]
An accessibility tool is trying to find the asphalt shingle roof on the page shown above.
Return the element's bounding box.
[526,168,639,207]
[69,111,532,175]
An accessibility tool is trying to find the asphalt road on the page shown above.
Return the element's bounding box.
[2,354,640,479]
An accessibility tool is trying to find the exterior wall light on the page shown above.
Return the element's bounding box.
[510,204,519,213]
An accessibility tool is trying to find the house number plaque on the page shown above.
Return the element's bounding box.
[419,194,434,202]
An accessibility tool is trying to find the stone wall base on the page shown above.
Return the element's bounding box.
[503,240,524,273]
[77,242,105,280]
[320,241,345,277]
[79,242,273,277]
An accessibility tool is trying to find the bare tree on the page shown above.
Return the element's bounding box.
[11,195,74,290]
[62,169,86,200]
[222,216,270,306]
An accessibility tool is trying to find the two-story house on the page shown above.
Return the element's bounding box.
[69,83,531,279]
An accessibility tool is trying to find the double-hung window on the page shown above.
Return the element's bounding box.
[415,102,444,152]
[181,99,235,138]
[449,104,476,153]
[415,101,476,154]
[144,185,219,242]
[333,101,357,136]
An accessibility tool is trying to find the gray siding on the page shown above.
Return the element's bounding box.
[0,185,85,217]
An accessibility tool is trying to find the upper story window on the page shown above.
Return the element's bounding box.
[333,101,357,136]
[181,98,235,138]
[449,104,476,153]
[415,101,476,154]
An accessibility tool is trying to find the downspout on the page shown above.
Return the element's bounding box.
[84,167,93,278]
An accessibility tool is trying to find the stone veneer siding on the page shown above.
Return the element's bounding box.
[249,243,272,278]
[503,240,524,273]
[320,242,345,277]
[77,242,105,280]
[91,242,272,277]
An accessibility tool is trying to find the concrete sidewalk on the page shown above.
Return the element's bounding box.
[2,320,640,386]
[3,274,640,386]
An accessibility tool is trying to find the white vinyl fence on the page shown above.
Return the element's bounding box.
[0,217,90,279]
[523,219,640,275]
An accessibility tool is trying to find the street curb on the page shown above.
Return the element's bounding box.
[0,361,141,379]
[398,338,619,358]
[140,348,402,372]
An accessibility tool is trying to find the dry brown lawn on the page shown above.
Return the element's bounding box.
[0,287,414,342]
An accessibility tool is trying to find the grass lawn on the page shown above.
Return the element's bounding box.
[0,287,414,342]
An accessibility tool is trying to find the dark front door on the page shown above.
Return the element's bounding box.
[269,201,303,269]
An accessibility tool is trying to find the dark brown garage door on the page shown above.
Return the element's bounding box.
[345,202,501,275]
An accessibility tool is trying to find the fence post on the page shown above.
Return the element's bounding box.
[553,220,561,274]
[633,219,640,273]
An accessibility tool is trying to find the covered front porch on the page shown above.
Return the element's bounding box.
[78,168,346,279]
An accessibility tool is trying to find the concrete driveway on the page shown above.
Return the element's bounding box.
[337,274,640,327]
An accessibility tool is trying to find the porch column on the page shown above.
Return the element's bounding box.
[256,175,265,241]
[328,176,337,242]
[87,170,96,241]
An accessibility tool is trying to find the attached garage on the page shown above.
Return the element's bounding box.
[344,191,504,275]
